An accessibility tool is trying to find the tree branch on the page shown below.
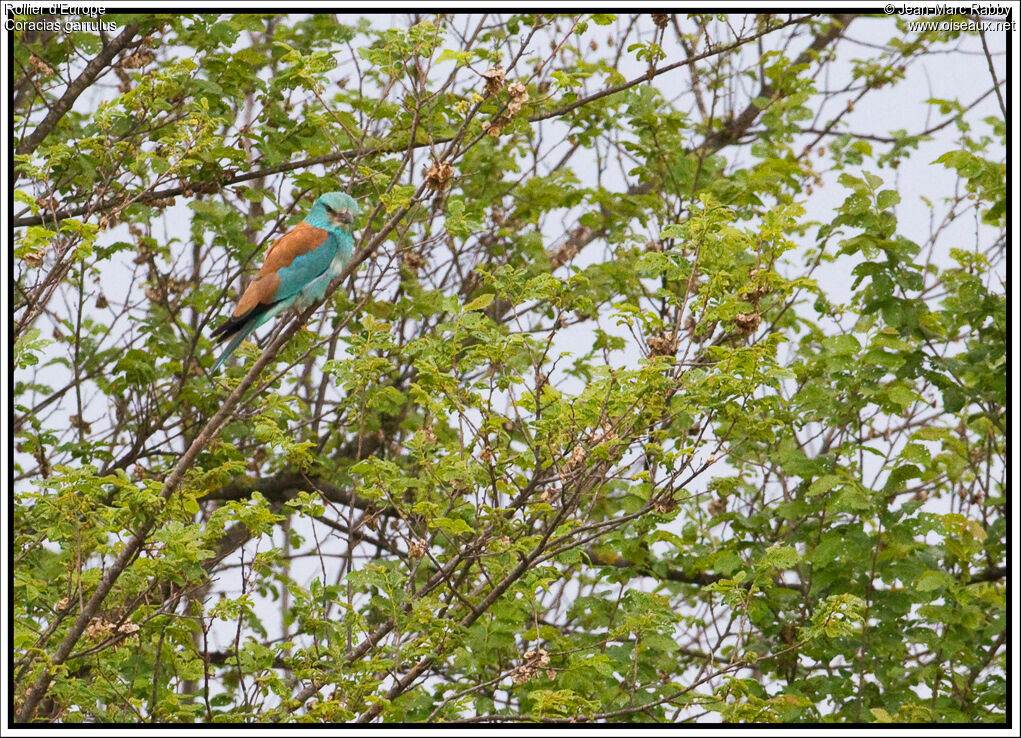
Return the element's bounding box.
[15,188,423,721]
[12,14,821,229]
[15,23,141,158]
[701,13,857,151]
[203,471,378,512]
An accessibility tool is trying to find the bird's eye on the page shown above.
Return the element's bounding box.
[324,204,337,215]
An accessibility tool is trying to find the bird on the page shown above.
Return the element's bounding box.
[210,191,359,372]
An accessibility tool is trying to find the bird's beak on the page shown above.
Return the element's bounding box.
[338,210,354,225]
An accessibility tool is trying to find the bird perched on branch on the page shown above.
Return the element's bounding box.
[210,191,359,372]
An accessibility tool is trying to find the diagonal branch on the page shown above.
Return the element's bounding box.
[15,24,141,158]
[529,13,815,124]
[702,13,857,151]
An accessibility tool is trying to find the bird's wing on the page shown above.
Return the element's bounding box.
[232,222,335,317]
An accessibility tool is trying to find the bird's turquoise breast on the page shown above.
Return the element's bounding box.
[273,232,340,300]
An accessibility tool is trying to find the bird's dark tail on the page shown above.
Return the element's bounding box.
[210,301,281,373]
[211,301,276,344]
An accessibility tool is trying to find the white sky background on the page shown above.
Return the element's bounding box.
[5,5,1014,726]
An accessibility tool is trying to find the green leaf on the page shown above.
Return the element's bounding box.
[431,517,474,536]
[915,570,951,592]
[807,474,841,497]
[871,707,894,723]
[464,293,494,312]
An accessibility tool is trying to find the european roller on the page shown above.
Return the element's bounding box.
[210,191,359,372]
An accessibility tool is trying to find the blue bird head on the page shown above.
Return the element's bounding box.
[307,191,360,231]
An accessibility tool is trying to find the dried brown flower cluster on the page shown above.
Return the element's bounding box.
[566,422,621,470]
[482,77,531,137]
[28,54,54,76]
[424,160,455,191]
[506,81,529,115]
[481,66,506,96]
[512,648,552,685]
[23,249,46,268]
[647,331,678,357]
[122,49,155,69]
[734,312,761,335]
[85,617,139,642]
[403,251,425,273]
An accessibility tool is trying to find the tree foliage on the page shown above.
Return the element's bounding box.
[12,12,1006,723]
